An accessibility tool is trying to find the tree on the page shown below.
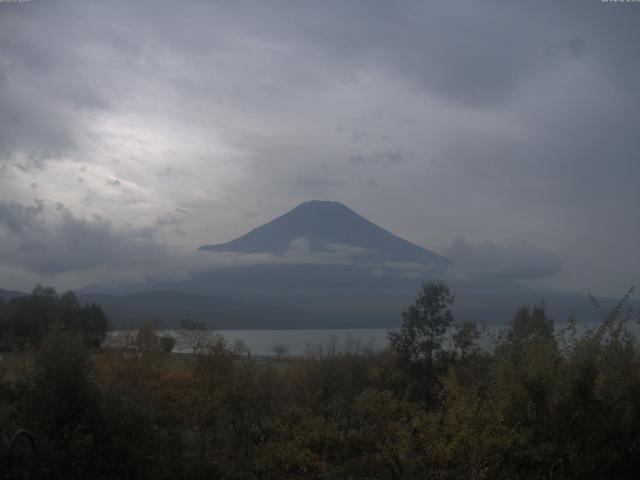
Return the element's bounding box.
[80,302,108,348]
[271,344,288,359]
[179,318,208,355]
[504,304,553,346]
[4,287,108,350]
[22,325,102,477]
[388,280,455,405]
[10,285,59,348]
[232,339,250,357]
[135,320,161,352]
[59,291,108,348]
[389,280,455,364]
[453,320,482,359]
[160,335,177,353]
[0,297,8,347]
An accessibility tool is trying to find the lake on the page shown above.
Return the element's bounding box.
[108,328,391,356]
[108,320,640,357]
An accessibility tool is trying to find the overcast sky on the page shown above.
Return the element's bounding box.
[0,0,638,296]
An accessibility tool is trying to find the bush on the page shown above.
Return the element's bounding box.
[160,335,177,353]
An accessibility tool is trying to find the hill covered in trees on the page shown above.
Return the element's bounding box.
[0,286,107,349]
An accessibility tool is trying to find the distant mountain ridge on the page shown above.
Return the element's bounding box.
[77,200,636,328]
[78,290,398,330]
[0,288,28,301]
[199,200,449,267]
[6,201,632,330]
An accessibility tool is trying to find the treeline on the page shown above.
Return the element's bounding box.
[0,285,108,350]
[0,282,639,479]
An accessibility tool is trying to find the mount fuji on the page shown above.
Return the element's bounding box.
[76,201,622,329]
[199,200,449,268]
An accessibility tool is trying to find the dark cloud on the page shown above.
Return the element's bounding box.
[215,1,639,108]
[0,199,45,236]
[445,237,562,280]
[0,200,168,275]
[0,1,637,294]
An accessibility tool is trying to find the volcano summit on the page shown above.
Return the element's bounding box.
[199,200,449,268]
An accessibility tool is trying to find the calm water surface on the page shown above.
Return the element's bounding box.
[108,328,390,356]
[108,321,640,357]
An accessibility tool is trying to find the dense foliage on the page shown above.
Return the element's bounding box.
[0,286,108,350]
[0,282,639,479]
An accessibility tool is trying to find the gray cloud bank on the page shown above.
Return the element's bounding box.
[0,200,168,275]
[445,237,562,280]
[0,0,638,295]
[0,196,562,290]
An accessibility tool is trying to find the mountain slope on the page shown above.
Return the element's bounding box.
[199,200,449,266]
